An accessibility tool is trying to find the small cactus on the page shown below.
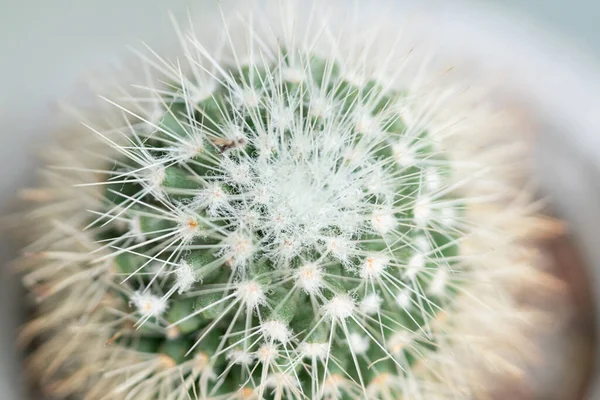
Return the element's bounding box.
[17,2,561,399]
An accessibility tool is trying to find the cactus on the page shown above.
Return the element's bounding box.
[16,2,561,399]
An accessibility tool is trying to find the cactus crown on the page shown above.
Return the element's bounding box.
[18,2,555,400]
[98,45,459,398]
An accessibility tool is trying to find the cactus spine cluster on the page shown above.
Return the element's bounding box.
[17,1,560,399]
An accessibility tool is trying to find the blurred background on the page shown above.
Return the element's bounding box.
[1,0,599,399]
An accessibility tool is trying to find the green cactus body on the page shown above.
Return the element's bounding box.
[94,51,458,398]
[17,2,555,399]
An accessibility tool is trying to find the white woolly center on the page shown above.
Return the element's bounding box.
[222,231,254,267]
[342,69,366,87]
[232,87,261,109]
[226,349,255,365]
[147,166,166,195]
[256,343,278,362]
[405,253,425,279]
[371,210,396,235]
[424,168,441,192]
[360,254,389,280]
[266,372,299,390]
[223,157,252,186]
[128,215,146,243]
[360,293,383,315]
[355,114,377,135]
[198,183,228,216]
[428,268,449,295]
[281,67,306,83]
[206,118,393,267]
[392,141,415,167]
[413,197,431,227]
[323,295,355,320]
[177,214,202,242]
[236,281,266,309]
[414,235,431,252]
[440,206,457,227]
[176,134,205,161]
[187,80,217,104]
[326,236,355,264]
[395,289,412,308]
[261,320,291,343]
[347,332,370,354]
[387,331,412,354]
[174,261,196,294]
[299,342,330,359]
[295,263,324,295]
[308,96,330,118]
[131,291,168,318]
